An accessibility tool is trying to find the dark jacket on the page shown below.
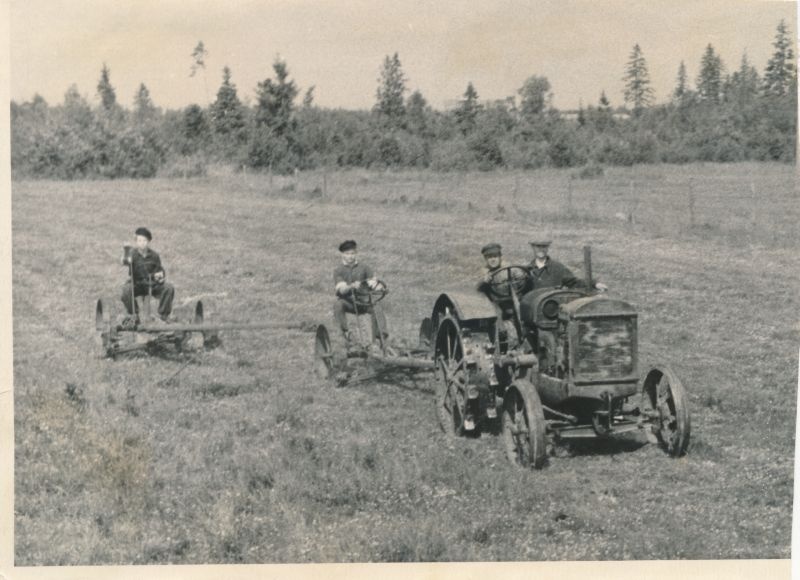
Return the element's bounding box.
[333,262,376,297]
[528,257,586,289]
[124,248,166,289]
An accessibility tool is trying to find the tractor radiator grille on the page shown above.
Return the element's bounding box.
[575,318,634,380]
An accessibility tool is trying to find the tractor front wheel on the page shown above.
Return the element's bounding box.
[501,381,548,469]
[641,366,691,457]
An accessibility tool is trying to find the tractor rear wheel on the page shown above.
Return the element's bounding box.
[433,316,471,436]
[501,381,548,469]
[641,366,690,456]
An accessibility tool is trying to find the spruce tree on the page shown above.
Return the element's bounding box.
[96,64,117,111]
[763,19,795,97]
[696,44,723,103]
[211,67,245,136]
[374,53,407,128]
[133,83,156,121]
[623,44,654,112]
[726,53,760,106]
[255,57,299,136]
[672,61,692,104]
[455,82,481,134]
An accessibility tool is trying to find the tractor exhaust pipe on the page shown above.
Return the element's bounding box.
[583,245,593,289]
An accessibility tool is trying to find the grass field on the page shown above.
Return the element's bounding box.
[12,162,798,564]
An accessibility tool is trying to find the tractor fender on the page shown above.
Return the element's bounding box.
[430,291,497,329]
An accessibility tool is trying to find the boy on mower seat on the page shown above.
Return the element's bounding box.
[333,240,388,351]
[120,227,175,323]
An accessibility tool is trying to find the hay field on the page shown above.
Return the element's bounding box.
[12,162,798,563]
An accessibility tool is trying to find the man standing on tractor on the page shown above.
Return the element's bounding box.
[120,227,175,322]
[528,241,608,291]
[333,240,388,349]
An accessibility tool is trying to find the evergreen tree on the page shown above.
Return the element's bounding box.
[726,53,760,106]
[96,63,117,110]
[763,19,795,97]
[250,58,300,170]
[210,66,245,137]
[623,44,654,112]
[374,53,407,128]
[133,83,157,122]
[696,44,724,103]
[518,75,551,121]
[180,104,209,154]
[672,61,692,104]
[254,57,299,136]
[454,82,481,134]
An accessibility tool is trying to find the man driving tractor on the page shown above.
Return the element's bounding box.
[476,242,531,309]
[333,240,388,349]
[476,242,531,346]
[120,227,175,322]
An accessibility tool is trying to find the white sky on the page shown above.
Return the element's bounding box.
[9,0,798,111]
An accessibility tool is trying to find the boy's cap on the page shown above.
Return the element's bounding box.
[135,227,152,241]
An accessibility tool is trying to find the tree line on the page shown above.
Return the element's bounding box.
[10,21,796,179]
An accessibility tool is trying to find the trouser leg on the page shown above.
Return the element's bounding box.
[334,298,355,335]
[152,283,175,320]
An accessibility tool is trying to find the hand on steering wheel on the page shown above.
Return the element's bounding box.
[351,279,389,306]
[486,266,532,297]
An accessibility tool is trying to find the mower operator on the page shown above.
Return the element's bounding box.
[120,227,175,321]
[528,240,608,292]
[333,240,388,348]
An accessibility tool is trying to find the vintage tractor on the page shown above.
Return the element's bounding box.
[430,247,690,468]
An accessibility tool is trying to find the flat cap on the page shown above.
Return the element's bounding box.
[529,240,551,247]
[481,243,502,256]
[338,240,357,252]
[135,227,152,241]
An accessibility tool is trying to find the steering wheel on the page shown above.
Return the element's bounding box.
[351,279,389,306]
[486,266,532,298]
